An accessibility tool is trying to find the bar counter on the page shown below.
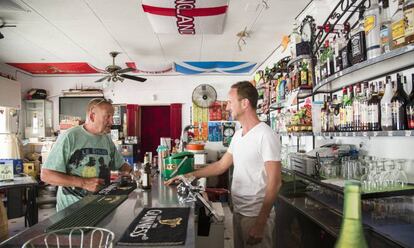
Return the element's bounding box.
[276,179,414,248]
[0,176,195,248]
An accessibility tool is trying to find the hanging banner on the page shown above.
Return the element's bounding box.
[174,61,256,74]
[125,62,173,74]
[7,63,99,74]
[142,0,229,34]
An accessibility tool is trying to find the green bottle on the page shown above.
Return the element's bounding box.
[335,181,368,248]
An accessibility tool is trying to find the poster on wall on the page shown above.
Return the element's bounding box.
[192,103,208,141]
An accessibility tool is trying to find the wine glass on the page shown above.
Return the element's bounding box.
[393,159,408,189]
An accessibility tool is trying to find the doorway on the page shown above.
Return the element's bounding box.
[140,106,170,162]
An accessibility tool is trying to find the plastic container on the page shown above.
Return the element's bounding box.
[163,151,194,180]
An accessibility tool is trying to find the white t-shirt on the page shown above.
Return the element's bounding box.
[228,122,281,216]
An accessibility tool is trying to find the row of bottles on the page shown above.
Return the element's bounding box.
[321,73,414,132]
[316,0,414,83]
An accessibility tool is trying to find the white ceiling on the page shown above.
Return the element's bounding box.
[0,0,310,74]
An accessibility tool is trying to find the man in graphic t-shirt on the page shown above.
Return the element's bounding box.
[41,98,133,211]
[166,81,282,248]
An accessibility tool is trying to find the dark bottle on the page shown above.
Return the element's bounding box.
[406,74,414,129]
[350,7,367,65]
[391,73,408,130]
[368,83,381,130]
[335,182,368,248]
[141,155,152,190]
[333,94,341,131]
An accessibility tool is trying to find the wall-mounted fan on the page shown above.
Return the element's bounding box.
[192,84,217,108]
[95,52,147,83]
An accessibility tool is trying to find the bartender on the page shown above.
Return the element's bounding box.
[41,98,133,211]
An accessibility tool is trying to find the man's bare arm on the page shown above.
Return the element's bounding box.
[165,152,233,185]
[41,168,104,192]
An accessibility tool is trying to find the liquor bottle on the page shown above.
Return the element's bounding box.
[328,96,335,132]
[326,39,335,76]
[364,0,381,59]
[333,94,341,131]
[391,0,406,49]
[346,86,354,131]
[380,0,392,53]
[391,73,408,130]
[404,0,414,44]
[381,76,394,130]
[360,82,370,131]
[334,182,368,248]
[350,7,367,65]
[368,83,381,130]
[300,61,309,86]
[353,83,363,131]
[404,76,409,95]
[378,80,385,98]
[335,33,345,72]
[341,34,352,69]
[141,154,152,190]
[406,74,414,129]
[321,95,327,132]
[340,87,348,131]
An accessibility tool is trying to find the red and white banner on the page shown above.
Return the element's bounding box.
[7,62,99,74]
[142,0,229,34]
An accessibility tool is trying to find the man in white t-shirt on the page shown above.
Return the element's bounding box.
[166,81,282,248]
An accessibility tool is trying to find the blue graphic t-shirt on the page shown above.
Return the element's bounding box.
[43,125,124,211]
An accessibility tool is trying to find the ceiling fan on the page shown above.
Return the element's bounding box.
[95,52,147,83]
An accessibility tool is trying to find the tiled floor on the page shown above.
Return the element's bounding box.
[6,204,234,247]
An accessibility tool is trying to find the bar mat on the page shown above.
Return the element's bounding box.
[46,195,127,232]
[117,207,190,246]
[96,182,136,196]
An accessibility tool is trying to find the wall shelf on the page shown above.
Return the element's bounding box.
[314,130,414,137]
[278,131,313,137]
[287,54,312,68]
[313,44,414,94]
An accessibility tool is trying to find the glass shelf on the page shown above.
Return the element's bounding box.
[287,54,312,68]
[313,44,414,93]
[314,130,414,137]
[278,131,313,137]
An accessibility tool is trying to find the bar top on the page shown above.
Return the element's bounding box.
[1,175,195,248]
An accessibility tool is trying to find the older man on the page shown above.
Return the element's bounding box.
[167,81,282,248]
[41,98,132,211]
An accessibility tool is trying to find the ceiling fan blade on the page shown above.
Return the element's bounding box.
[120,74,147,82]
[116,67,135,74]
[95,75,111,83]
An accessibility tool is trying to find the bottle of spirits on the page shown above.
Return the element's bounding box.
[328,96,335,132]
[380,0,392,53]
[300,61,309,86]
[321,95,327,132]
[141,154,152,190]
[353,83,362,131]
[391,0,406,49]
[360,82,370,131]
[341,34,352,69]
[391,73,408,130]
[340,87,348,131]
[333,94,341,131]
[368,83,381,130]
[346,86,354,131]
[335,33,346,72]
[404,0,414,44]
[381,76,394,130]
[350,7,367,65]
[334,182,368,248]
[364,0,381,59]
[406,74,414,129]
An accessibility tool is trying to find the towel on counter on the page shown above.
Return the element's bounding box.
[117,207,190,246]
